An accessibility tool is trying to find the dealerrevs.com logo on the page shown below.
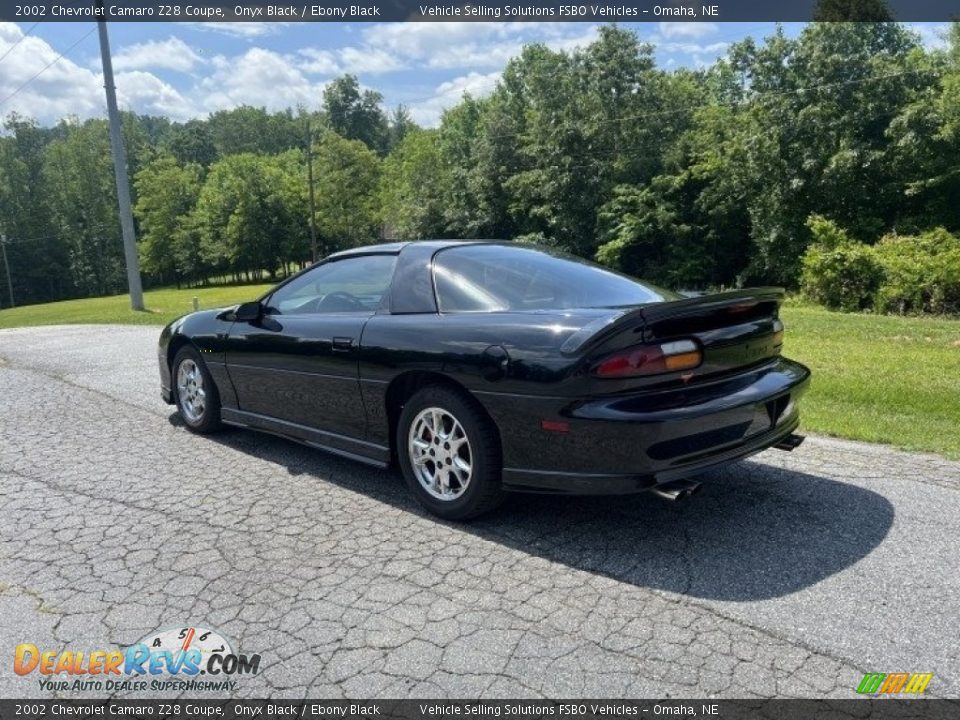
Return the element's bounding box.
[14,625,260,693]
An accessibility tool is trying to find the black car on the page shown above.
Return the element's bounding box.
[159,241,810,520]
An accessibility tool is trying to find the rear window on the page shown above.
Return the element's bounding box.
[433,244,676,312]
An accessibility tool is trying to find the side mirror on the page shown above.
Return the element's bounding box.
[234,301,263,322]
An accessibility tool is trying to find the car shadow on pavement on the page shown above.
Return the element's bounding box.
[172,414,894,602]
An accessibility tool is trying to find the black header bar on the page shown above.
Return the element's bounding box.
[1,0,959,23]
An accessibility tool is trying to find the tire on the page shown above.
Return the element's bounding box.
[397,385,505,520]
[172,346,222,434]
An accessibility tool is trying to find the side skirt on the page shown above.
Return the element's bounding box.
[220,408,390,468]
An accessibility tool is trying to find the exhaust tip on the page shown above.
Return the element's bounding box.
[650,479,702,501]
[774,433,805,452]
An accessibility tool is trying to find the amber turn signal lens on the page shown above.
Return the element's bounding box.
[664,351,703,371]
[593,339,702,378]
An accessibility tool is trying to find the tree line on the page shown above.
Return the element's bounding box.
[1,21,959,311]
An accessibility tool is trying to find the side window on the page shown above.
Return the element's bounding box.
[266,254,397,315]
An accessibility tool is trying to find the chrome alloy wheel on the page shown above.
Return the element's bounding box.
[408,406,473,500]
[176,358,206,423]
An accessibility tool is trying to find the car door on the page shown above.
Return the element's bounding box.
[224,253,398,444]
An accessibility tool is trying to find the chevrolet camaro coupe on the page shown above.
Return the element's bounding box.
[159,241,810,520]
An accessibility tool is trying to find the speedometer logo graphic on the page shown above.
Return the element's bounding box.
[136,625,235,670]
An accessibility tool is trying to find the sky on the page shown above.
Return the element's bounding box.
[0,20,949,128]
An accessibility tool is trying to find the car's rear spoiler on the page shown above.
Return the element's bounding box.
[560,287,785,356]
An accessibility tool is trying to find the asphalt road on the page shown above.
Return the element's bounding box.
[1,325,958,700]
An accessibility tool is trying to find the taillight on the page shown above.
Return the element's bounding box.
[592,339,702,378]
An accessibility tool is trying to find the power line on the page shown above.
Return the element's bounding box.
[0,27,96,110]
[0,21,40,66]
[0,223,114,246]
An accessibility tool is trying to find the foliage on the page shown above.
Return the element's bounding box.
[802,217,960,314]
[192,151,308,280]
[134,156,204,285]
[800,216,884,311]
[0,115,71,305]
[3,23,960,315]
[379,130,446,239]
[206,106,302,157]
[42,119,126,298]
[813,0,894,21]
[872,228,960,314]
[322,75,389,154]
[310,132,382,251]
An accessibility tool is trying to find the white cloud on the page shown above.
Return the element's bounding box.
[0,23,197,124]
[303,22,601,75]
[658,22,719,39]
[408,71,502,127]
[115,71,195,120]
[113,36,204,73]
[0,23,103,123]
[651,22,728,67]
[298,48,341,75]
[337,46,407,74]
[195,47,324,113]
[180,22,293,39]
[660,41,730,56]
[547,25,603,53]
[298,45,407,76]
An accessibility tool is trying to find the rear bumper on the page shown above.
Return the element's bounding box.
[481,357,810,494]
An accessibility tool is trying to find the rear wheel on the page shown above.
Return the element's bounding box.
[173,346,222,434]
[397,386,504,520]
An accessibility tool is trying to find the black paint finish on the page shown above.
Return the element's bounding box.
[159,241,811,494]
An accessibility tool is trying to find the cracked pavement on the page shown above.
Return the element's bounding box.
[0,325,958,699]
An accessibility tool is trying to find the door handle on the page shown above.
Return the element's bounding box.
[332,336,354,351]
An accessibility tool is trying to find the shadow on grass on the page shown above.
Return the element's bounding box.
[169,413,893,602]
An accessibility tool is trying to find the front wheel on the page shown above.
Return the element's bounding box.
[397,386,504,520]
[173,346,222,434]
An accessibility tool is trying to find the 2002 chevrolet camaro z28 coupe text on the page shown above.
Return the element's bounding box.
[159,241,811,520]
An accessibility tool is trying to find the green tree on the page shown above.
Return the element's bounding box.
[163,120,217,167]
[0,114,71,304]
[207,106,302,157]
[322,75,389,153]
[134,156,204,286]
[193,151,308,280]
[387,105,418,152]
[813,0,894,21]
[311,132,381,251]
[43,118,125,297]
[380,130,445,239]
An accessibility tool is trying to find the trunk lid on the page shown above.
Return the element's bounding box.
[565,288,786,389]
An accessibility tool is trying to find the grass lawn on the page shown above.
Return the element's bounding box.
[780,301,960,460]
[0,285,271,329]
[1,288,958,459]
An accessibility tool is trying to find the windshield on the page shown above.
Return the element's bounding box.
[433,244,678,312]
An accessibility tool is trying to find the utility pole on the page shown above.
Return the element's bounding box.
[304,113,319,263]
[0,234,13,308]
[96,2,144,311]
